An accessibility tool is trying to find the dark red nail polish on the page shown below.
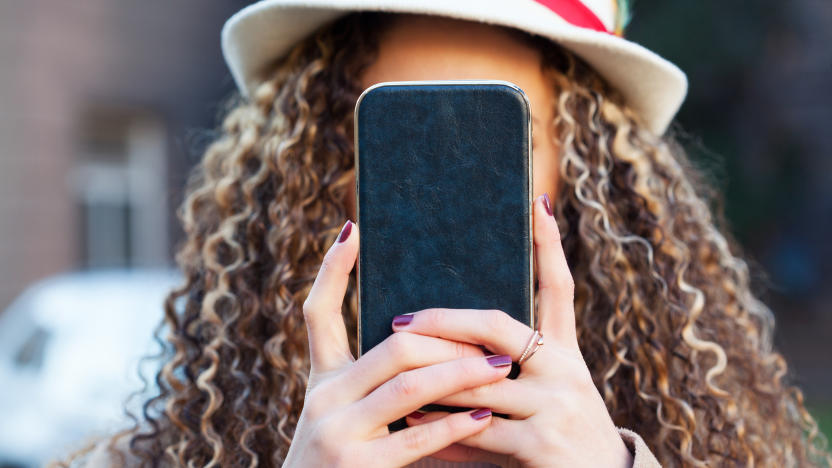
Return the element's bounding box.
[543,193,553,216]
[337,220,352,243]
[392,314,413,327]
[485,354,512,367]
[470,408,492,420]
[407,411,425,419]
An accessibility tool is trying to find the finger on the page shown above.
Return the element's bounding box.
[302,220,358,373]
[534,193,578,346]
[348,354,512,433]
[424,377,535,419]
[391,308,547,374]
[409,410,528,457]
[405,411,508,465]
[426,443,508,466]
[405,409,444,425]
[331,332,486,402]
[372,408,493,467]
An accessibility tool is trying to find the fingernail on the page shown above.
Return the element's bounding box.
[406,411,425,419]
[485,354,512,367]
[470,408,492,420]
[392,314,413,327]
[337,220,353,243]
[543,193,553,216]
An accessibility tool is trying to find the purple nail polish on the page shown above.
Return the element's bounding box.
[392,314,413,327]
[485,354,512,367]
[337,220,352,243]
[407,411,425,419]
[470,408,492,420]
[543,193,553,216]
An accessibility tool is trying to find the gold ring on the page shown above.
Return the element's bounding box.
[517,329,544,365]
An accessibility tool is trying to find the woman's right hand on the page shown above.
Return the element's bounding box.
[283,220,513,468]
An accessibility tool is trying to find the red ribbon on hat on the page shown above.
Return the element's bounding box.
[533,0,612,34]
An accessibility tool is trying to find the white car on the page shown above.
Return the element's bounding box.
[0,269,180,468]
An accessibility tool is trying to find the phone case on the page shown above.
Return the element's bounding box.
[354,81,533,427]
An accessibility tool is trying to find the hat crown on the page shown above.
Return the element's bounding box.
[221,0,687,135]
[581,0,615,31]
[529,0,622,35]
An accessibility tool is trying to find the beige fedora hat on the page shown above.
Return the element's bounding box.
[221,0,687,135]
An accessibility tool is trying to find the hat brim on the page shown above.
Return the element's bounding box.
[222,0,687,135]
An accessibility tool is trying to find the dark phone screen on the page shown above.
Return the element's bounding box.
[355,81,532,359]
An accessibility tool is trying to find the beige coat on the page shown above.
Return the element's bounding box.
[82,426,660,467]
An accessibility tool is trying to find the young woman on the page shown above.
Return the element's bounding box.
[61,1,830,467]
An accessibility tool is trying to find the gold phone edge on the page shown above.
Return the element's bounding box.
[353,79,535,358]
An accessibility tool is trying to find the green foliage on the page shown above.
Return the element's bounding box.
[615,0,633,35]
[814,405,832,446]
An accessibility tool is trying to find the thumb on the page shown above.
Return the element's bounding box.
[303,219,359,373]
[533,193,578,347]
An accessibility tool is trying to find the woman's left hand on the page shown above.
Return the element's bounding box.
[392,194,634,468]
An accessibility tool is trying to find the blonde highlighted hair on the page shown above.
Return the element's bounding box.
[57,11,830,467]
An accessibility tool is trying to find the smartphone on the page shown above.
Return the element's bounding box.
[354,80,533,427]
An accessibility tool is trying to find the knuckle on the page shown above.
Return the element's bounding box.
[467,381,488,401]
[558,272,575,294]
[426,307,446,330]
[385,332,415,365]
[544,386,567,411]
[441,412,469,439]
[486,309,509,335]
[453,339,469,360]
[391,371,420,399]
[457,357,483,383]
[552,392,581,428]
[469,379,497,401]
[402,425,432,452]
[302,296,316,319]
[491,380,512,406]
[319,252,341,277]
[550,262,575,291]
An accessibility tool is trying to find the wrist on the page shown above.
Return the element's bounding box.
[614,437,634,468]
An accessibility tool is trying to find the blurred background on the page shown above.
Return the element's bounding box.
[0,1,829,466]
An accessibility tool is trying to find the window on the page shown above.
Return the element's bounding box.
[71,110,169,268]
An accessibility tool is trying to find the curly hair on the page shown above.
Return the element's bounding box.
[56,11,830,468]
